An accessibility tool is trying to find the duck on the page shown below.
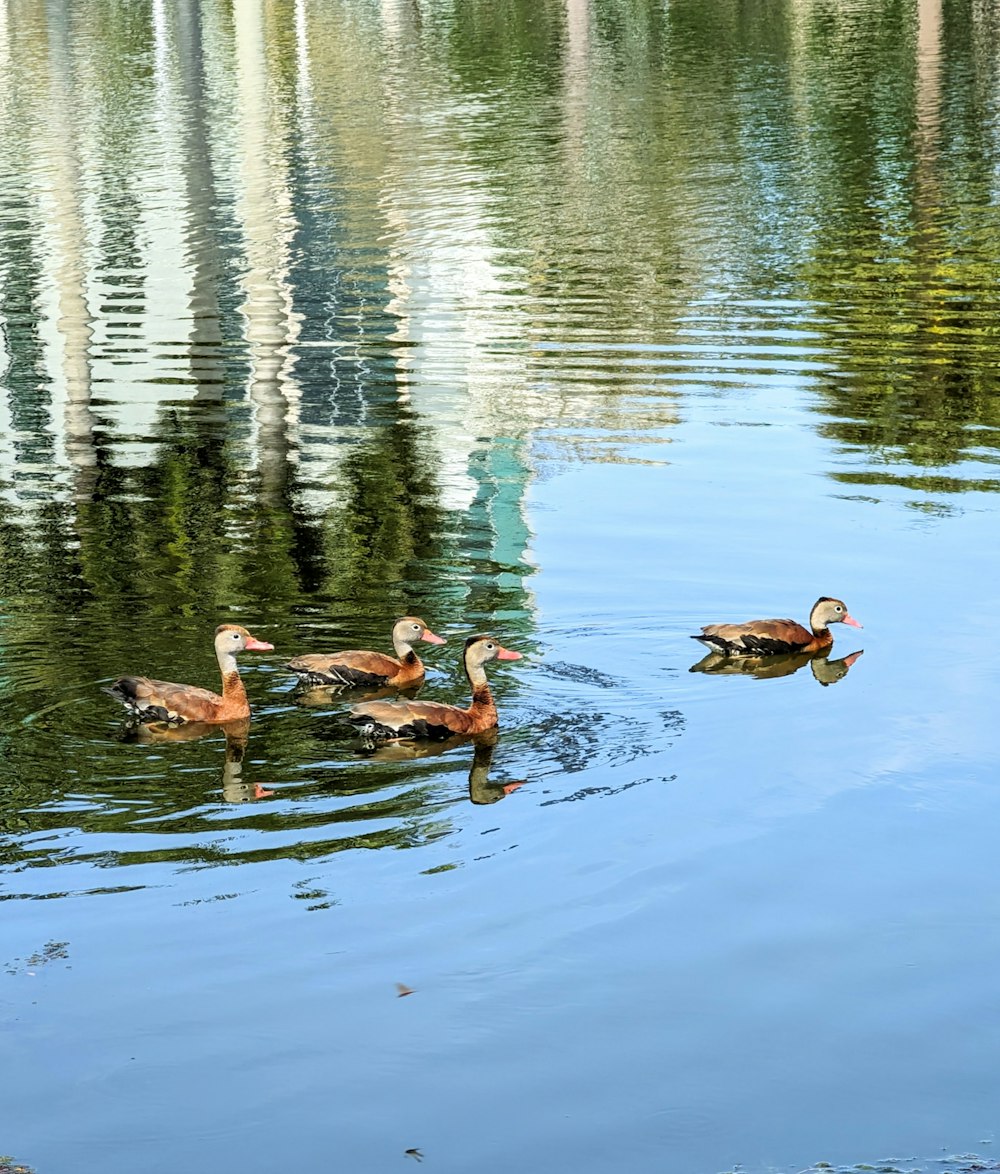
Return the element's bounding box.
[282,616,445,689]
[347,634,521,743]
[105,624,274,724]
[691,597,861,657]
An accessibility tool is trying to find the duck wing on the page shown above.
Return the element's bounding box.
[283,650,404,687]
[692,618,813,656]
[348,698,471,741]
[106,676,225,723]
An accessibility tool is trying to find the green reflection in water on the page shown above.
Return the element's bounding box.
[1,0,999,886]
[792,0,1000,482]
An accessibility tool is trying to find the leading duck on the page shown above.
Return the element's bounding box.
[691,597,861,658]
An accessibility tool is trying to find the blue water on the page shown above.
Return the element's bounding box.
[2,1,1000,1171]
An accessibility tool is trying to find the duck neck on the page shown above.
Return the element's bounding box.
[807,604,830,638]
[391,635,419,666]
[217,648,248,706]
[465,658,497,720]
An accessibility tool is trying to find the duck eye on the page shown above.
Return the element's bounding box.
[232,632,240,639]
[412,624,421,630]
[835,606,842,612]
[486,642,495,650]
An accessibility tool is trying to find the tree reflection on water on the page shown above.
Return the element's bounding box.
[1,0,999,887]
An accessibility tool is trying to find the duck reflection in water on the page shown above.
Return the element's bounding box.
[361,728,526,805]
[115,717,274,802]
[689,647,863,685]
[291,680,424,710]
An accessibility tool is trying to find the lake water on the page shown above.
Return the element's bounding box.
[2,1,1000,1171]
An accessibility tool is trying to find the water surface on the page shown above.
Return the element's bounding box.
[2,0,1000,1171]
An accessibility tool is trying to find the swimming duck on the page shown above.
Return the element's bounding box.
[347,634,521,743]
[283,616,445,688]
[105,624,273,724]
[691,597,861,657]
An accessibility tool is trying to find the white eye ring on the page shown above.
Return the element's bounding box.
[232,632,240,639]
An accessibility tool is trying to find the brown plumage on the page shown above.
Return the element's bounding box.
[283,617,445,688]
[348,635,522,743]
[691,597,862,657]
[105,624,274,724]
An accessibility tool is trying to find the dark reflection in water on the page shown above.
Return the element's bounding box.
[115,718,272,804]
[289,680,425,708]
[362,729,527,806]
[689,648,864,686]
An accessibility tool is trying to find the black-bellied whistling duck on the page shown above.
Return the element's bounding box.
[105,624,274,724]
[283,617,445,688]
[691,597,861,657]
[348,634,521,743]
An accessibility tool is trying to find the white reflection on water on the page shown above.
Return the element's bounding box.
[231,0,302,487]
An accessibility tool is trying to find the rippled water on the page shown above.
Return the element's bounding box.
[2,0,1000,1171]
